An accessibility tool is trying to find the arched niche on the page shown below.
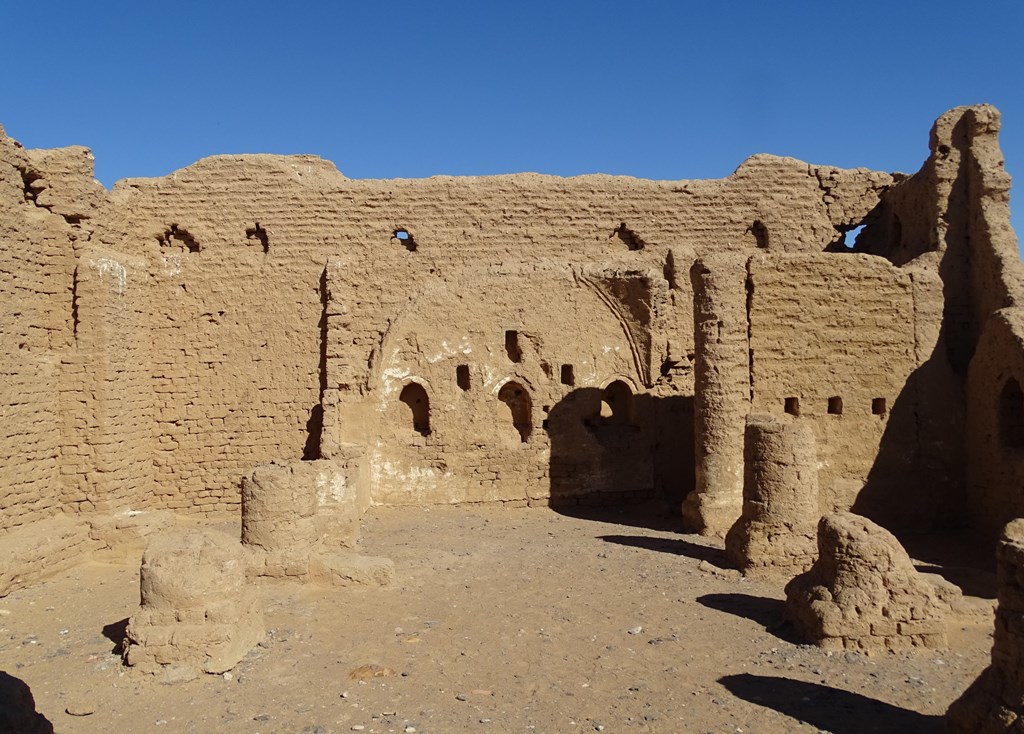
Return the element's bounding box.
[498,381,532,443]
[600,379,634,426]
[399,382,431,437]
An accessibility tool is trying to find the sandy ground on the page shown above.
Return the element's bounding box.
[0,503,995,734]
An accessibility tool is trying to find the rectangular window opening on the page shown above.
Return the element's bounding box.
[505,330,522,363]
[784,397,800,416]
[456,365,471,391]
[560,364,575,386]
[828,396,843,415]
[872,397,887,415]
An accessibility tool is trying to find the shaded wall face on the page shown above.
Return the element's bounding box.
[334,269,666,505]
[967,309,1024,536]
[747,254,920,519]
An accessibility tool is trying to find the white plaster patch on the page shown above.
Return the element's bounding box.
[316,471,350,506]
[90,257,127,296]
[161,253,183,277]
[426,336,473,364]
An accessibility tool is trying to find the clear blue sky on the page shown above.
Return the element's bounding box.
[2,1,1022,238]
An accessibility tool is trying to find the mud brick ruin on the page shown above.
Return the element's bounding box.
[785,512,952,652]
[2,104,1024,705]
[948,518,1024,732]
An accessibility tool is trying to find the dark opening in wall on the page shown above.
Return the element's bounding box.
[393,228,417,252]
[998,378,1024,451]
[828,396,843,415]
[399,382,431,436]
[246,222,270,253]
[560,364,575,386]
[872,397,887,415]
[505,330,522,363]
[600,380,633,425]
[158,224,201,253]
[784,397,800,416]
[749,220,770,249]
[498,381,532,442]
[612,222,646,251]
[456,365,471,391]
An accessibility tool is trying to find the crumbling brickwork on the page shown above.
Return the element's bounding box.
[785,513,950,652]
[725,414,819,576]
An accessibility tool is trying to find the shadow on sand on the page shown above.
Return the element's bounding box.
[720,673,942,734]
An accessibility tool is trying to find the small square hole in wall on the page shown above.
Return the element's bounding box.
[828,396,843,415]
[784,397,800,416]
[560,364,575,386]
[456,365,470,391]
[872,397,887,415]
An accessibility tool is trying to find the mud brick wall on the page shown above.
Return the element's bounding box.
[746,253,923,526]
[0,130,77,533]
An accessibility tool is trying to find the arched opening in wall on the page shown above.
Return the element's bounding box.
[600,380,634,425]
[998,378,1024,452]
[498,381,532,443]
[399,382,431,436]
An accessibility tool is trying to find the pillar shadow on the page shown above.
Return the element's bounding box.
[719,673,942,734]
[696,593,802,644]
[102,617,130,656]
[599,534,730,569]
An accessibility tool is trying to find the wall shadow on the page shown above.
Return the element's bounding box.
[719,673,942,734]
[547,387,693,529]
[0,671,54,734]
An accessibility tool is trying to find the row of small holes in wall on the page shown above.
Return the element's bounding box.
[784,397,887,416]
[457,363,575,391]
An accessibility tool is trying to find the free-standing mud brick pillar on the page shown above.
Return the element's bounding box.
[947,519,1024,733]
[124,528,264,679]
[725,413,819,575]
[683,253,751,535]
